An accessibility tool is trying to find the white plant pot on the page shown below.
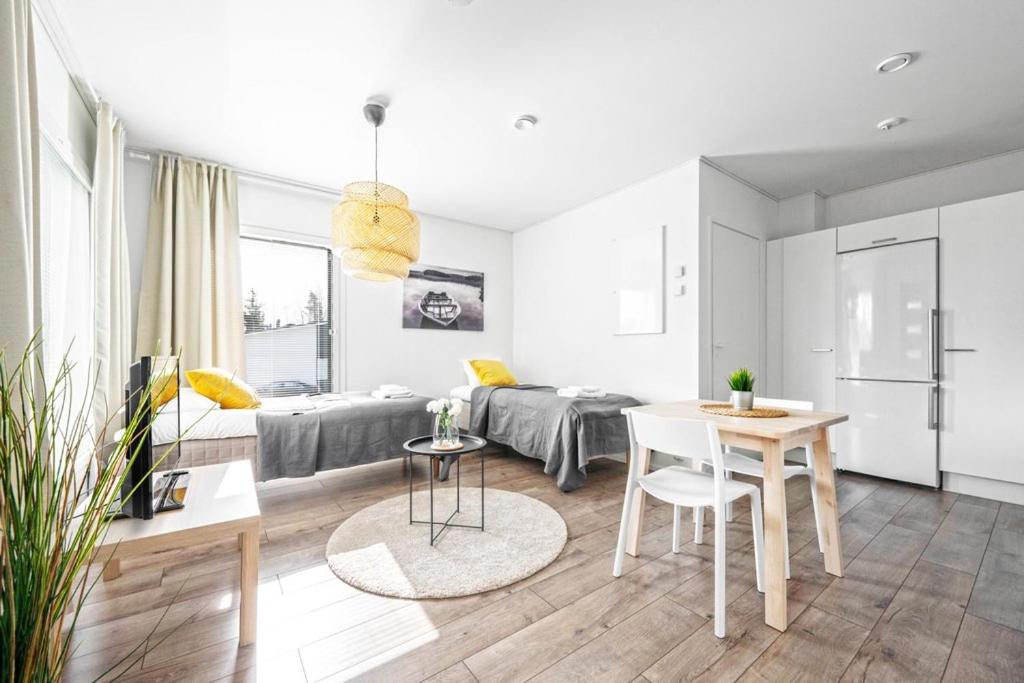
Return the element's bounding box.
[730,390,754,410]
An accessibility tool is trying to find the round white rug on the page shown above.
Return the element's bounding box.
[325,487,567,599]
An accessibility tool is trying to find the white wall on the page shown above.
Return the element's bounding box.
[513,160,701,404]
[776,192,826,239]
[826,148,1024,229]
[123,161,513,399]
[697,161,779,398]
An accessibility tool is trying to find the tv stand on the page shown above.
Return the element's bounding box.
[95,461,261,645]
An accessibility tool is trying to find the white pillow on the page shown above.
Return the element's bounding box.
[461,360,481,387]
[159,387,220,414]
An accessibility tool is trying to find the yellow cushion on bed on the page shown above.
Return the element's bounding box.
[468,359,518,387]
[185,368,261,409]
[151,371,178,408]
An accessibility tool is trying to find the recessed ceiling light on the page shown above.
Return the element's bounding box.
[876,53,913,74]
[448,0,474,6]
[514,115,538,131]
[877,117,904,131]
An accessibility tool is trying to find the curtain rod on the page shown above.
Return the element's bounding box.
[125,146,341,198]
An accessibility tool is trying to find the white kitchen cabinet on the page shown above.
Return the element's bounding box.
[939,190,1024,484]
[837,208,937,253]
[781,228,837,412]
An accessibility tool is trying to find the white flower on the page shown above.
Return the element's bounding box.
[450,398,464,416]
[426,400,439,413]
[439,398,450,410]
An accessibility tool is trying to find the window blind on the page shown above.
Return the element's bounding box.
[240,237,333,396]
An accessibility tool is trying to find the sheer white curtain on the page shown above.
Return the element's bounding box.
[136,155,245,375]
[91,102,131,431]
[0,0,40,363]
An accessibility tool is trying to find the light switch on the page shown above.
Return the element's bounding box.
[675,284,686,296]
[675,265,686,278]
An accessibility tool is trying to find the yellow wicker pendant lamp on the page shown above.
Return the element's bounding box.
[331,101,420,281]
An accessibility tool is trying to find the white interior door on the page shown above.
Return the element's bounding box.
[782,228,836,410]
[712,223,761,401]
[940,191,1024,483]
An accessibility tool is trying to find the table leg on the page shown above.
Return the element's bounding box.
[761,438,788,631]
[624,446,652,557]
[430,457,435,546]
[812,428,844,577]
[239,525,259,646]
[408,453,413,525]
[102,557,121,581]
[481,450,485,531]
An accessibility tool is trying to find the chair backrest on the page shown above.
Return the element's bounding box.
[753,396,813,412]
[626,410,726,498]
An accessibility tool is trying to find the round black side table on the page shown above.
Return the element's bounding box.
[402,435,488,546]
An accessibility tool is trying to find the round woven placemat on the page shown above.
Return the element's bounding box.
[699,403,789,418]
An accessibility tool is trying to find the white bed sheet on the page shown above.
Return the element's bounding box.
[153,409,257,445]
[150,396,323,445]
[450,385,474,402]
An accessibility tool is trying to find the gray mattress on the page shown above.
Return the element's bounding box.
[256,393,434,481]
[469,385,640,492]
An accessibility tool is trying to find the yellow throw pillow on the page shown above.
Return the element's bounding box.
[468,359,518,387]
[151,371,178,408]
[186,368,261,409]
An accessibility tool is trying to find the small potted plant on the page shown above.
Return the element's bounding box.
[727,367,755,410]
[426,397,463,450]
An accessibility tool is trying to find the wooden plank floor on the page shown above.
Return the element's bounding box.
[66,452,1024,682]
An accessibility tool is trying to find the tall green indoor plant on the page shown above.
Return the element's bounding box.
[0,337,171,682]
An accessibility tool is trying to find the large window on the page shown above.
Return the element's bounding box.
[39,138,93,396]
[239,237,333,396]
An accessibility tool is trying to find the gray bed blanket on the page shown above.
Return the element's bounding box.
[469,385,640,492]
[256,392,433,481]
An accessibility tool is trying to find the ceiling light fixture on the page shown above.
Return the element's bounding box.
[877,117,904,131]
[331,100,420,281]
[514,115,538,131]
[876,53,913,74]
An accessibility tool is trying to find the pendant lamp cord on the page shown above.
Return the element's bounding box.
[372,123,380,224]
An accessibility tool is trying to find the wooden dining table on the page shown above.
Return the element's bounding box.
[621,399,849,631]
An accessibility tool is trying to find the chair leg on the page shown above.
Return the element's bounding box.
[714,503,727,638]
[693,506,704,544]
[672,505,682,553]
[613,480,639,577]
[725,470,734,522]
[749,490,765,593]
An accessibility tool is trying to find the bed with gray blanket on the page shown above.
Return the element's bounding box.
[256,393,434,481]
[469,385,641,492]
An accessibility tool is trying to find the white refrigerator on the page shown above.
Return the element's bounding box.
[835,239,940,487]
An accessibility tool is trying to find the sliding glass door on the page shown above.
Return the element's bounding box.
[239,237,333,396]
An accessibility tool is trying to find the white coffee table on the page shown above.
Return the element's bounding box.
[96,461,262,645]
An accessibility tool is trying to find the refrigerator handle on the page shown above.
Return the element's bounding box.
[928,385,939,430]
[928,308,939,380]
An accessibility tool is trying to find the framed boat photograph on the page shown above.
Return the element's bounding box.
[402,265,484,331]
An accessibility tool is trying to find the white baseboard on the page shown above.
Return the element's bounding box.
[943,472,1024,506]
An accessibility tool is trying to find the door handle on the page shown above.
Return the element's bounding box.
[713,344,725,349]
[928,385,939,430]
[928,309,939,380]
[811,348,834,353]
[944,348,977,352]
[871,237,898,245]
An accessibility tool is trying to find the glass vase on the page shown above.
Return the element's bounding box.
[433,413,460,449]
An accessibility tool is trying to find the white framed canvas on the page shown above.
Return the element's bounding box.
[612,224,665,335]
[402,265,484,331]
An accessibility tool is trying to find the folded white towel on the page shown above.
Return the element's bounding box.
[557,387,606,399]
[372,389,413,400]
[380,384,408,393]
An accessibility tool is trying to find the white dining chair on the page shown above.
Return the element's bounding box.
[694,397,825,580]
[612,410,765,638]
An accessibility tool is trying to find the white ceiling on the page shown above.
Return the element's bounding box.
[54,0,1024,230]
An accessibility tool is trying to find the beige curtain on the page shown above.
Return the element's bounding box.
[0,0,40,364]
[91,103,131,429]
[136,155,245,375]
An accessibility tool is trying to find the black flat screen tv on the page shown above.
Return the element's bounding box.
[119,356,182,520]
